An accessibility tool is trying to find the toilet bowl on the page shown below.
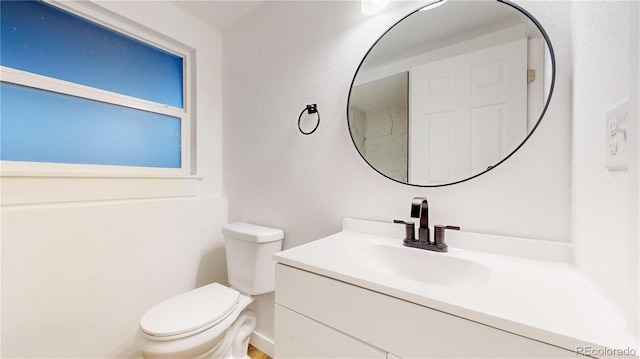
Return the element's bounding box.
[138,223,284,359]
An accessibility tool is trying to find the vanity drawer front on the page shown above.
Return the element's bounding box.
[275,304,387,358]
[276,264,576,358]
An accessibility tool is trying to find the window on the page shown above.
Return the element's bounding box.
[1,1,190,174]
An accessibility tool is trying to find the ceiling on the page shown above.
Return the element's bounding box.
[171,0,266,30]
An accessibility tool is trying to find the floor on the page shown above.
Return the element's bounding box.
[248,344,271,359]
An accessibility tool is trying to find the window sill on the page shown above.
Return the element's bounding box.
[1,171,202,180]
[1,174,202,206]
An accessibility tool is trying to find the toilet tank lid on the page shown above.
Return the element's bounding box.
[222,222,284,243]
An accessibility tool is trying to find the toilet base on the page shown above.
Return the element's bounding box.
[197,309,256,359]
[139,294,255,359]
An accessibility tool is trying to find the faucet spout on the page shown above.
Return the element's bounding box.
[411,197,430,243]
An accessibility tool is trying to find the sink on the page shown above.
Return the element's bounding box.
[350,244,490,287]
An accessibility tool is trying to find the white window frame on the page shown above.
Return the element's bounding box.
[0,0,194,178]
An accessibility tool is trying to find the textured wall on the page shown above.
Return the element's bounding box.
[223,0,572,346]
[571,0,637,334]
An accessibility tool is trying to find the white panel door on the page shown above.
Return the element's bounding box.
[410,39,527,184]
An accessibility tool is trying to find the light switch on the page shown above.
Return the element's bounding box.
[608,117,619,136]
[605,101,629,170]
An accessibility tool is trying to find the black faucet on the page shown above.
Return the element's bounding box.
[411,197,430,244]
[394,196,460,253]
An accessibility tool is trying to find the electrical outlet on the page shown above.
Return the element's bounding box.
[605,101,629,170]
[609,139,618,155]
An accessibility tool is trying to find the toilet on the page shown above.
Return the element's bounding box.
[137,223,284,359]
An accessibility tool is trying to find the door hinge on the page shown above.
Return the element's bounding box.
[527,69,536,84]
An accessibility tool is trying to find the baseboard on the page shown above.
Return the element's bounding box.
[250,330,274,358]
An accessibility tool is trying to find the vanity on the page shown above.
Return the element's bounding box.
[273,219,637,358]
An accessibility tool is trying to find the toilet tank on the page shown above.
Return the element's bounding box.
[221,222,284,295]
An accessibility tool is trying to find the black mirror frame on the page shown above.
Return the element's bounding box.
[347,0,556,187]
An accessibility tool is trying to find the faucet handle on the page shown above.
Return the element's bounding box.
[394,220,416,242]
[433,225,460,247]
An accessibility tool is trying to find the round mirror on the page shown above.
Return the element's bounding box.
[348,0,555,186]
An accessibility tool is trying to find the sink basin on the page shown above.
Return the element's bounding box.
[350,244,490,287]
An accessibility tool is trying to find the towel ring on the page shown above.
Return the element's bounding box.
[298,104,320,135]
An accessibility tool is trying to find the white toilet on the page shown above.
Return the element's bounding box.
[137,222,284,359]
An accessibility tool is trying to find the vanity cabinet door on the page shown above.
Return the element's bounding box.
[275,304,387,359]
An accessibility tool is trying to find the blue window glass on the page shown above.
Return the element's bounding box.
[1,83,181,168]
[1,1,184,108]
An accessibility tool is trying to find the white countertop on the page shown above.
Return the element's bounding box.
[273,218,638,356]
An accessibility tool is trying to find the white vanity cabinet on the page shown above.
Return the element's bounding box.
[274,264,576,359]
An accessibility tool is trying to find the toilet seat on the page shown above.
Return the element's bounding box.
[140,283,240,341]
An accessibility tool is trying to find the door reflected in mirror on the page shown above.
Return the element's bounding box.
[348,0,555,186]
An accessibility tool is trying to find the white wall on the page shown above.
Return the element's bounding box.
[0,1,227,357]
[223,0,572,347]
[571,0,639,337]
[2,198,228,358]
[630,0,640,339]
